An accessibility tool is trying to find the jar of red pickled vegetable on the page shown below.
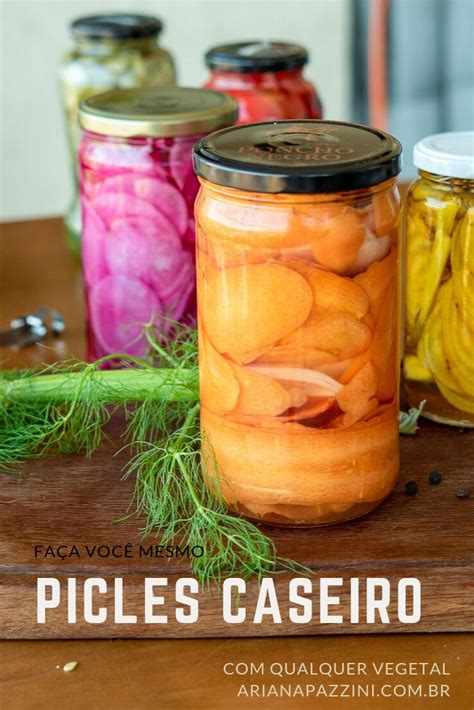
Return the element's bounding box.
[60,14,177,256]
[78,87,238,360]
[193,121,402,526]
[204,42,322,124]
[404,132,474,426]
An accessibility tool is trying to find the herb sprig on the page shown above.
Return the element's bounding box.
[0,323,307,584]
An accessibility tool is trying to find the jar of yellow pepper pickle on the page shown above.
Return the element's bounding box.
[404,132,474,427]
[193,121,402,526]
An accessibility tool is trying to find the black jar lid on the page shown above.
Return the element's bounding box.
[71,14,163,40]
[193,120,403,193]
[205,41,308,73]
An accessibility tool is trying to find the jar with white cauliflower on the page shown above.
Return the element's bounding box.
[60,14,176,254]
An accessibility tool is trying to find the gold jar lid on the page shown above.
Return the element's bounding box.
[79,87,238,138]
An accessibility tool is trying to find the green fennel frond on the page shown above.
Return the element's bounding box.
[123,402,310,586]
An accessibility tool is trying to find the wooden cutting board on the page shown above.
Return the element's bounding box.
[0,218,473,639]
[0,415,472,639]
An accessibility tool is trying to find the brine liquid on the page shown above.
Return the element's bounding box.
[80,132,199,359]
[197,181,401,526]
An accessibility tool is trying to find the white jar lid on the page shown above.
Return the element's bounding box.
[413,131,474,179]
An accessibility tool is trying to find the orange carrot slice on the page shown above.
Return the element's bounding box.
[340,278,398,401]
[201,406,399,505]
[279,396,334,422]
[202,263,313,355]
[354,248,397,316]
[361,310,376,331]
[339,351,371,385]
[228,393,332,428]
[372,191,400,237]
[256,345,339,369]
[280,259,369,318]
[314,313,372,358]
[365,399,397,421]
[280,311,372,358]
[369,278,398,402]
[198,191,310,250]
[230,362,296,417]
[336,362,379,426]
[376,338,398,402]
[199,334,240,415]
[229,343,275,364]
[206,237,275,269]
[311,207,365,274]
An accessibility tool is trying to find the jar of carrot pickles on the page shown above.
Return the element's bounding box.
[193,121,402,526]
[403,132,474,427]
[204,42,322,124]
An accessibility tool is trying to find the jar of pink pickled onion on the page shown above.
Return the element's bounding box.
[78,87,238,359]
[204,41,322,124]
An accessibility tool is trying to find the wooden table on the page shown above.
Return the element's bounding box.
[1,219,473,707]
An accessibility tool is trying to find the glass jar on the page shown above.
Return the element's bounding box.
[403,132,474,427]
[193,121,402,526]
[78,87,237,360]
[60,14,176,255]
[203,42,322,124]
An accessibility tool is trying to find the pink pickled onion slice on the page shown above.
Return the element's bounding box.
[81,141,158,174]
[82,201,109,286]
[99,174,188,236]
[88,274,162,356]
[168,141,194,189]
[158,252,195,320]
[93,192,166,227]
[105,217,184,290]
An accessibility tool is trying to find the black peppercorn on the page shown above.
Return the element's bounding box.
[405,480,418,495]
[456,489,470,499]
[428,470,442,485]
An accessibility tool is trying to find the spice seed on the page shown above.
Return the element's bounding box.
[456,489,470,499]
[428,470,442,485]
[405,480,418,495]
[63,661,78,673]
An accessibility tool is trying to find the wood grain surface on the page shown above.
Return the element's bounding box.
[1,218,473,641]
[2,634,473,710]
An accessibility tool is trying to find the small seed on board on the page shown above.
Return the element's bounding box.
[63,661,78,673]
